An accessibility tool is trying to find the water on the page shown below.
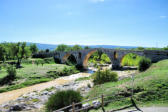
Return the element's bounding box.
[86,68,95,74]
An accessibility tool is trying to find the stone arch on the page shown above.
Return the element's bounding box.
[82,49,112,69]
[62,53,77,64]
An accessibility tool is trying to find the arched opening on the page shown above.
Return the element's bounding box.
[66,54,77,66]
[83,50,112,70]
[120,53,142,70]
[62,53,77,66]
[62,53,71,63]
[114,51,118,59]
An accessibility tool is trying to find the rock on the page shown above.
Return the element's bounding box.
[92,100,101,108]
[82,103,90,109]
[10,104,26,111]
[41,91,49,95]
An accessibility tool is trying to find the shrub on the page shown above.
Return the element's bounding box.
[93,69,118,85]
[0,65,16,85]
[7,65,16,80]
[61,66,79,76]
[47,66,79,78]
[138,57,151,72]
[43,58,55,64]
[45,90,82,112]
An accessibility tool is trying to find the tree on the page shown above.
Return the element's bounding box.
[29,44,38,54]
[71,45,83,51]
[45,49,50,53]
[0,44,6,62]
[84,46,90,49]
[55,44,71,52]
[163,46,168,50]
[137,47,145,50]
[14,42,30,68]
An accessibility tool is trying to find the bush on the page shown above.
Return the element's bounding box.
[43,58,55,64]
[93,69,118,85]
[47,66,79,78]
[138,57,151,72]
[45,90,82,112]
[0,65,16,85]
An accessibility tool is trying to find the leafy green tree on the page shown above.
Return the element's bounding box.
[137,47,145,50]
[55,44,71,52]
[84,46,90,49]
[163,46,168,50]
[45,49,50,53]
[0,44,6,62]
[13,42,30,68]
[29,44,38,54]
[71,45,83,51]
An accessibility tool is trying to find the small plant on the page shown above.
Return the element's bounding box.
[0,65,16,85]
[138,57,151,72]
[45,90,82,112]
[7,65,16,80]
[93,69,118,85]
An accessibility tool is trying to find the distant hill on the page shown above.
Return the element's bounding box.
[27,42,137,50]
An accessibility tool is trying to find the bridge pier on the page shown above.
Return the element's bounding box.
[111,61,121,70]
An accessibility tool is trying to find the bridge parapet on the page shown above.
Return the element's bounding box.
[52,49,168,69]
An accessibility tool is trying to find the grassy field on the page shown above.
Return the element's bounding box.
[0,63,79,93]
[87,59,168,111]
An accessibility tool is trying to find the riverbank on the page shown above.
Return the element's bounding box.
[0,67,137,112]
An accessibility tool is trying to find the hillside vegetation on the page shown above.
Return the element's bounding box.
[87,59,168,111]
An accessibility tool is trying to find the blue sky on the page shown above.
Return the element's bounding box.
[0,0,168,47]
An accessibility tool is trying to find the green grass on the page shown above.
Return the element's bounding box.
[0,68,7,79]
[0,63,79,93]
[87,59,168,111]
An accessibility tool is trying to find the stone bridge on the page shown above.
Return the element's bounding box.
[53,48,168,69]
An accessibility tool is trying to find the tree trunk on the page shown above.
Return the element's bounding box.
[16,58,21,68]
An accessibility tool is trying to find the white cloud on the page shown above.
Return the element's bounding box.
[160,16,167,19]
[89,0,105,3]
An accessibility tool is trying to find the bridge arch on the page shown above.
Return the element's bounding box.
[62,53,77,64]
[120,52,143,66]
[82,49,112,69]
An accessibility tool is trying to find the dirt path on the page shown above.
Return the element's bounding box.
[0,73,90,105]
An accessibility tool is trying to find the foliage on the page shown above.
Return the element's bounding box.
[0,65,16,85]
[89,51,111,66]
[93,69,118,85]
[55,44,71,52]
[45,90,82,112]
[84,46,90,49]
[0,42,31,68]
[71,45,83,51]
[66,55,77,66]
[87,60,168,111]
[29,43,38,54]
[138,57,151,72]
[163,46,168,50]
[55,44,83,52]
[47,66,79,78]
[121,53,142,66]
[0,44,6,62]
